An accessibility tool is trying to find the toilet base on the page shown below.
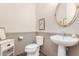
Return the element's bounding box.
[27,48,39,56]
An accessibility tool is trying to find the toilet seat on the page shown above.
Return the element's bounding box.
[25,36,43,56]
[25,43,39,53]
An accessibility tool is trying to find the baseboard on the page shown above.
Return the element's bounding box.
[17,51,47,56]
[17,52,27,56]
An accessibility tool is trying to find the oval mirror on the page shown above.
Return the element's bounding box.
[55,3,78,27]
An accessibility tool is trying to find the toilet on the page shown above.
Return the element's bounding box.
[25,36,44,56]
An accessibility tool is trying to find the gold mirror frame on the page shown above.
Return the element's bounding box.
[55,3,79,27]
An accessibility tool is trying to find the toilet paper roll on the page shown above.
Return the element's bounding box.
[18,36,23,40]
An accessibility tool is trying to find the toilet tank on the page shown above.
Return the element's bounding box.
[36,36,44,46]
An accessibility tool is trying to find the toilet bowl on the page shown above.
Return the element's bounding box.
[25,43,39,56]
[25,36,43,56]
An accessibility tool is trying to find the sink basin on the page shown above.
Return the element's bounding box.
[50,35,79,46]
[50,35,79,56]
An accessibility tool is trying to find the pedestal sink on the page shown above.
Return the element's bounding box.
[50,35,79,56]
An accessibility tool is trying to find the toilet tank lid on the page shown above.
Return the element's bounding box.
[25,43,39,49]
[36,36,43,39]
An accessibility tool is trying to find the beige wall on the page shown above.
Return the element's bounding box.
[0,3,36,33]
[36,3,79,56]
[0,3,79,56]
[36,3,79,34]
[0,3,37,55]
[1,3,79,34]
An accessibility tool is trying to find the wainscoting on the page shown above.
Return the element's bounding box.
[36,32,58,56]
[68,42,79,56]
[36,32,79,56]
[6,32,79,56]
[6,32,37,55]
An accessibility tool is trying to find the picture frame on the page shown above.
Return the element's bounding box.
[0,27,6,40]
[39,18,45,30]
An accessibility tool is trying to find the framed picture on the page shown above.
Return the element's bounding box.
[0,27,6,40]
[39,18,45,30]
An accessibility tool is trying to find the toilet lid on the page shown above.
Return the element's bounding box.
[25,43,39,49]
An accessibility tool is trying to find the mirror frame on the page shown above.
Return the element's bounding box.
[55,3,79,27]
